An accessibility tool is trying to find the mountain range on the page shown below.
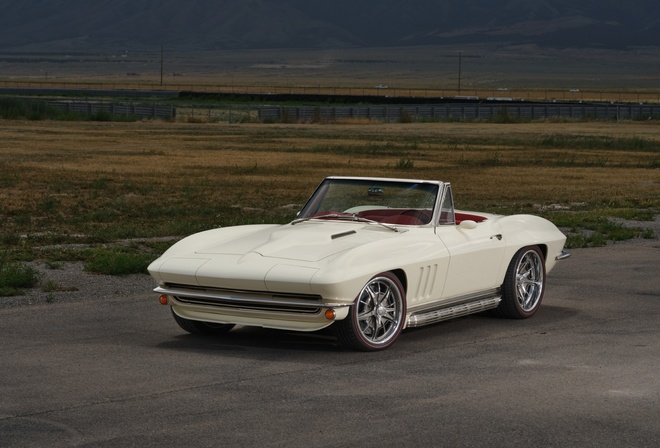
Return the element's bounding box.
[0,0,658,51]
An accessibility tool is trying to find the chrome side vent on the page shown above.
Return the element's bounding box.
[413,264,439,301]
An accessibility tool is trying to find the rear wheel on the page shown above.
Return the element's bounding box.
[495,246,546,318]
[171,308,235,335]
[335,272,406,351]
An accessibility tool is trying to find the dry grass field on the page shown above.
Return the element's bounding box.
[1,43,658,291]
[1,119,658,264]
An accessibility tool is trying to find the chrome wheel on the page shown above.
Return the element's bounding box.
[516,249,545,312]
[356,276,404,344]
[496,246,546,319]
[336,272,406,351]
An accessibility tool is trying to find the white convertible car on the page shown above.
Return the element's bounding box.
[149,176,570,351]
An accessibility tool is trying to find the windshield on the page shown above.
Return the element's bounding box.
[297,178,439,226]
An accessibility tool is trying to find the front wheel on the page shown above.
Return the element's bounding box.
[171,308,235,335]
[335,272,406,351]
[495,246,546,319]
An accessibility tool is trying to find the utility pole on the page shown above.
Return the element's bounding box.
[457,51,462,95]
[160,45,164,87]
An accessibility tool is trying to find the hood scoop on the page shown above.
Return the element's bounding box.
[331,230,357,240]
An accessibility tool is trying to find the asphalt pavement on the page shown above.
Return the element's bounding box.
[1,240,658,448]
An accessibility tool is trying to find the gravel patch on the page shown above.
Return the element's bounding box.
[1,261,157,309]
[610,214,660,235]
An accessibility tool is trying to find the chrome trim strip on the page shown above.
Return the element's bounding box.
[154,286,350,309]
[556,250,571,261]
[407,288,501,314]
[406,288,501,328]
[407,296,501,328]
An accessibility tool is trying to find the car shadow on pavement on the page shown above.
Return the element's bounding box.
[154,305,580,354]
[156,326,341,353]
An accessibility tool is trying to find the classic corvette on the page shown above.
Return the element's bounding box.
[148,176,570,351]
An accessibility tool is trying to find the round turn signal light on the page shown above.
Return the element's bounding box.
[325,309,336,320]
[159,295,169,305]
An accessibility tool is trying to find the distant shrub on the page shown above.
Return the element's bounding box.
[0,98,60,120]
[399,111,415,123]
[0,256,41,296]
[90,109,112,121]
[396,158,415,170]
[84,249,154,276]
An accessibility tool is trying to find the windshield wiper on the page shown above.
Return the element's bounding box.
[291,213,346,225]
[349,215,399,232]
[291,214,399,232]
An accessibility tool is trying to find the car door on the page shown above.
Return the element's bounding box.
[435,220,506,299]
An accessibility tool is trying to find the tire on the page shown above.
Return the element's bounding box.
[335,272,406,351]
[171,308,235,335]
[495,246,546,319]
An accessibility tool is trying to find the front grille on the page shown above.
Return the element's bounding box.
[173,295,321,314]
[159,284,326,314]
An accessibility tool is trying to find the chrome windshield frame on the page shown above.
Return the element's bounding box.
[295,176,446,228]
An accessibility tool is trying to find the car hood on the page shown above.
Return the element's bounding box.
[149,221,409,293]
[196,221,400,262]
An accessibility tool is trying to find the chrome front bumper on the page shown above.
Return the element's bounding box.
[154,285,350,313]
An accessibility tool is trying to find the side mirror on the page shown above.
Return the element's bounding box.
[458,220,478,230]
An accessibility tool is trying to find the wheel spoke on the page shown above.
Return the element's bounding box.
[521,278,542,288]
[359,314,374,333]
[378,286,391,305]
[380,313,397,324]
[365,285,378,304]
[358,308,376,319]
[522,290,535,308]
[359,285,379,340]
[373,318,384,337]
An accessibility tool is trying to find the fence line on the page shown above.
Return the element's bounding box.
[7,97,260,122]
[49,102,176,119]
[9,96,660,123]
[259,103,660,123]
[2,80,659,104]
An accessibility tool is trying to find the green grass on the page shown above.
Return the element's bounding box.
[552,214,653,248]
[0,255,42,296]
[83,249,156,276]
[537,135,658,152]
